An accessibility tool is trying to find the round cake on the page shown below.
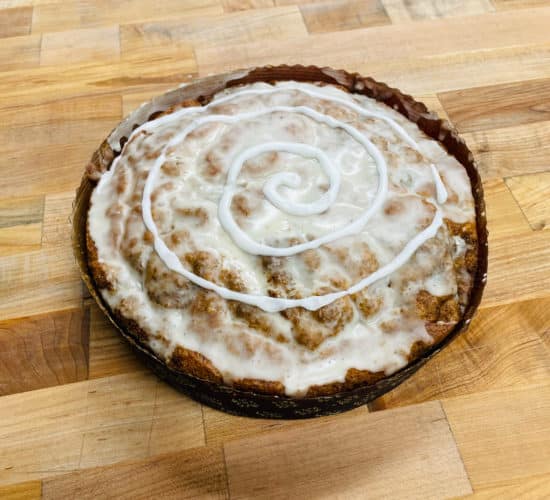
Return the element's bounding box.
[80,66,486,417]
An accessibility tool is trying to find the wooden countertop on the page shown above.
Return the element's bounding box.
[1,0,549,498]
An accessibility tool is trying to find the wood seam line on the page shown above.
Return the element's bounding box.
[145,379,160,457]
[30,5,37,35]
[220,443,232,500]
[117,23,121,62]
[200,404,208,446]
[439,399,474,492]
[503,176,537,231]
[38,32,45,65]
[297,4,309,34]
[39,194,46,246]
[77,383,93,469]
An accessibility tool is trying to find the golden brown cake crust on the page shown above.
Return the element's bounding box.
[85,72,480,398]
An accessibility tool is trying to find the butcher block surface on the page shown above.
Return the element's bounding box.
[1,0,550,498]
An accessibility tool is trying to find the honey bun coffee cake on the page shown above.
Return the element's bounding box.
[86,77,479,398]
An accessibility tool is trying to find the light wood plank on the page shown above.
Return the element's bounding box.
[361,42,550,95]
[482,178,530,237]
[439,77,550,132]
[0,224,42,256]
[0,247,82,320]
[0,55,197,111]
[0,143,99,197]
[0,5,32,37]
[197,7,550,78]
[0,481,41,500]
[0,195,43,256]
[462,120,550,180]
[0,94,121,148]
[40,25,120,66]
[506,172,550,231]
[381,0,493,22]
[0,372,204,486]
[120,6,307,62]
[459,472,550,499]
[492,0,550,10]
[0,33,40,71]
[88,304,144,379]
[224,400,472,499]
[42,446,228,500]
[0,95,121,197]
[0,308,89,396]
[0,195,43,228]
[0,193,82,321]
[32,0,223,34]
[371,297,550,410]
[222,0,274,11]
[443,383,550,488]
[203,403,368,446]
[484,229,550,308]
[300,0,390,34]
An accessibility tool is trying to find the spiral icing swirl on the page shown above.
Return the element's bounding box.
[97,84,450,313]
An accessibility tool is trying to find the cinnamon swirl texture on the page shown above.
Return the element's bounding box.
[84,72,482,404]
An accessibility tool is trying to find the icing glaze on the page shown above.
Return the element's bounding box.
[99,85,450,312]
[89,81,476,395]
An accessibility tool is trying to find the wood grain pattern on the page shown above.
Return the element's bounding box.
[492,0,550,10]
[222,0,274,11]
[459,473,550,499]
[382,0,493,22]
[0,57,196,111]
[439,77,550,132]
[196,8,550,76]
[0,308,89,396]
[41,446,228,499]
[462,120,550,180]
[484,229,550,308]
[0,195,43,256]
[300,0,390,33]
[224,401,472,499]
[0,481,41,500]
[120,6,307,60]
[41,25,120,66]
[0,193,83,320]
[0,5,32,37]
[203,403,368,446]
[443,383,550,488]
[32,0,223,34]
[1,0,550,497]
[370,298,550,410]
[0,372,204,486]
[88,304,143,379]
[506,172,550,231]
[0,33,40,71]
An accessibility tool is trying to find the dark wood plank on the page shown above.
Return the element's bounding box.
[0,308,89,396]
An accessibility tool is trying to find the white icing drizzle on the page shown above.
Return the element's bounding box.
[431,163,448,204]
[97,82,450,313]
